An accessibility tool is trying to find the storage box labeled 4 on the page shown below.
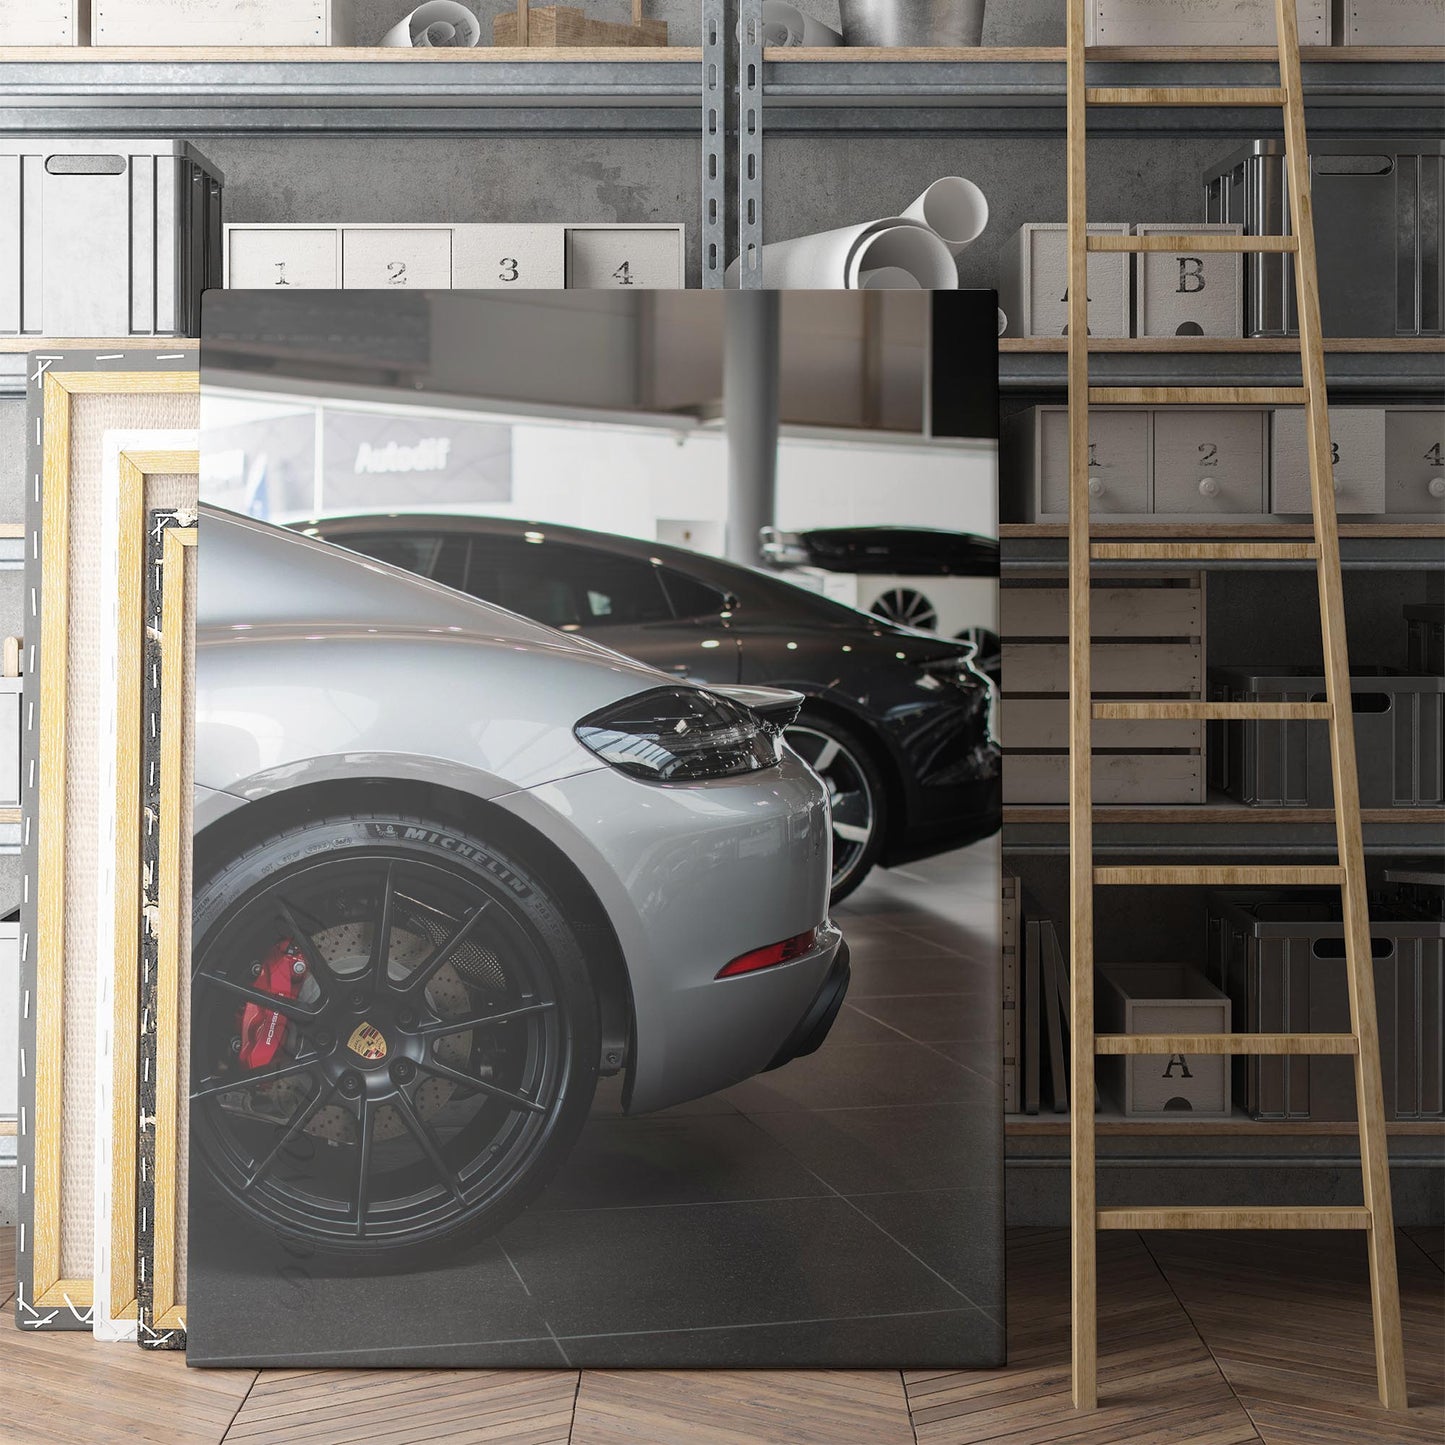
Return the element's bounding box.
[1135,223,1243,339]
[997,224,1130,338]
[0,139,223,338]
[1098,966,1232,1119]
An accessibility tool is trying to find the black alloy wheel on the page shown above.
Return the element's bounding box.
[191,813,599,1260]
[870,587,938,632]
[785,718,886,903]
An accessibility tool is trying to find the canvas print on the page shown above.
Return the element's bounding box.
[187,288,1004,1368]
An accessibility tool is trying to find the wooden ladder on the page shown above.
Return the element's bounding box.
[1064,0,1407,1412]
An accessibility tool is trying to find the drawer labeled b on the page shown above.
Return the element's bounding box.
[342,228,453,289]
[1152,408,1266,514]
[226,227,340,289]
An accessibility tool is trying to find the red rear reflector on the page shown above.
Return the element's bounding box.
[716,927,818,979]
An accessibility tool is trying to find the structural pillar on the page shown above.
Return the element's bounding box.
[723,290,781,566]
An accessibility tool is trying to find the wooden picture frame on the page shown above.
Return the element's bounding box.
[15,352,199,1332]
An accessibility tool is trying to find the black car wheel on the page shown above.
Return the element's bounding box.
[785,717,886,904]
[870,587,938,632]
[191,812,599,1260]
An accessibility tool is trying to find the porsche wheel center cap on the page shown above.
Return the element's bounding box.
[347,1022,389,1063]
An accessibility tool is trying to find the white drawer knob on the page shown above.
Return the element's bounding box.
[1429,477,1445,500]
[1197,477,1219,498]
[1087,474,1105,498]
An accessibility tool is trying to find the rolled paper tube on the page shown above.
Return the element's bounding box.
[382,1,482,47]
[726,218,958,290]
[998,307,1008,336]
[857,266,923,289]
[761,1,844,45]
[901,176,989,255]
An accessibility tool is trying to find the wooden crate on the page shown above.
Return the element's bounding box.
[494,2,667,46]
[1001,574,1207,806]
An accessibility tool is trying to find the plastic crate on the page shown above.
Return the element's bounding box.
[0,138,223,338]
[1208,665,1444,807]
[1207,891,1444,1121]
[1204,139,1444,338]
[1406,604,1444,676]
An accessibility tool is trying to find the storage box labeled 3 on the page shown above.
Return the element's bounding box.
[997,224,1130,338]
[1098,965,1231,1119]
[1271,407,1386,515]
[93,0,353,44]
[1088,0,1328,43]
[0,139,223,337]
[1135,223,1243,338]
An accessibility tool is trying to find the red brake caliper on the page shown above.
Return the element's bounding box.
[238,939,306,1070]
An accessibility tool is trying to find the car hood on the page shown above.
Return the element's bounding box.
[200,505,638,667]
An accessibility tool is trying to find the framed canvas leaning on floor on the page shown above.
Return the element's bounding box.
[184,289,1004,1369]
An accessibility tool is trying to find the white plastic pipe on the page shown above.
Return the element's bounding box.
[858,266,922,289]
[382,1,481,47]
[761,1,844,46]
[901,176,989,255]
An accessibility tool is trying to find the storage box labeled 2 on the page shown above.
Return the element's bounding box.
[0,139,224,338]
[1098,965,1232,1119]
[1135,223,1243,339]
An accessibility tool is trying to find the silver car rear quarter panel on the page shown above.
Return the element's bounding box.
[499,755,838,1115]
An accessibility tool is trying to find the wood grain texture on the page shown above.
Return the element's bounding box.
[1087,84,1286,104]
[1089,386,1309,404]
[1000,337,1445,352]
[1087,234,1297,252]
[1089,540,1321,559]
[1092,700,1331,719]
[0,44,693,59]
[1100,1207,1370,1230]
[1095,865,1345,885]
[1094,1033,1359,1056]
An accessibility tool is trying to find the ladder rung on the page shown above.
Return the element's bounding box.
[1089,387,1309,405]
[1091,542,1320,562]
[1094,866,1345,886]
[1086,86,1287,107]
[1093,701,1331,721]
[1087,234,1297,253]
[1095,1033,1358,1057]
[1097,1207,1370,1232]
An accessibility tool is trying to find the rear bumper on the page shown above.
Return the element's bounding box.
[884,772,1001,868]
[766,939,850,1071]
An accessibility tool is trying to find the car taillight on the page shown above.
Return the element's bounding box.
[716,927,818,979]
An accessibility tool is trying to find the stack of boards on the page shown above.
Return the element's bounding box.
[13,351,199,1349]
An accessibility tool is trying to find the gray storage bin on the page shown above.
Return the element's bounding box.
[1098,965,1232,1119]
[1405,604,1444,676]
[1204,139,1444,338]
[1207,891,1445,1121]
[1208,664,1444,807]
[0,138,223,338]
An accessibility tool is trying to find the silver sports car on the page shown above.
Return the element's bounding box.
[191,507,849,1257]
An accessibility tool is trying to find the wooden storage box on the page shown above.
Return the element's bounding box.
[224,223,683,291]
[1098,966,1232,1119]
[1003,406,1149,522]
[1,139,223,338]
[1208,891,1444,1121]
[1151,408,1268,517]
[1384,407,1445,514]
[1332,0,1444,44]
[1271,406,1386,515]
[997,224,1130,339]
[1087,0,1329,45]
[93,0,353,45]
[494,3,667,46]
[1001,575,1206,806]
[0,0,86,43]
[1134,223,1243,339]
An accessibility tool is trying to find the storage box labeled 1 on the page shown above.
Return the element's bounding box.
[1271,407,1386,515]
[1384,408,1445,514]
[1088,0,1329,43]
[1332,0,1444,44]
[1135,223,1243,339]
[0,0,85,43]
[1098,966,1231,1119]
[0,139,224,338]
[997,224,1130,338]
[93,0,352,44]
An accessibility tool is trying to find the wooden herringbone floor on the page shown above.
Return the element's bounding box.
[3,1223,1440,1444]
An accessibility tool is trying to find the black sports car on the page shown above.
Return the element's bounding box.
[306,516,1001,900]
